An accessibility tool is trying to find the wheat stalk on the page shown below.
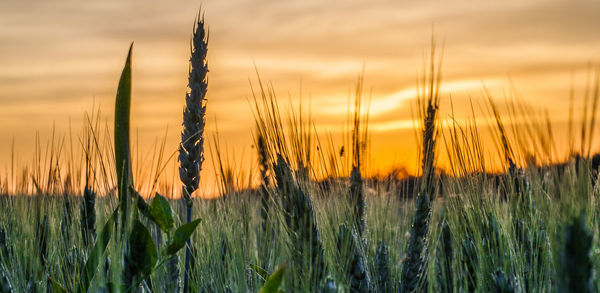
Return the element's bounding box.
[178,12,208,293]
[337,224,371,293]
[400,191,431,293]
[401,40,441,293]
[435,220,452,293]
[256,133,275,271]
[461,236,478,292]
[273,155,326,290]
[80,186,96,247]
[35,214,49,270]
[375,241,390,293]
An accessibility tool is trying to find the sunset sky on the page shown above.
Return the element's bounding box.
[1,0,600,194]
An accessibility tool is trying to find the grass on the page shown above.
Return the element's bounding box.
[2,11,600,293]
[1,164,599,292]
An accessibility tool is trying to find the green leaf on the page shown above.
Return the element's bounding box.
[115,43,133,225]
[128,220,158,277]
[259,264,286,293]
[79,207,118,293]
[131,186,150,215]
[48,276,68,293]
[149,193,174,232]
[166,219,201,255]
[132,188,174,233]
[249,263,269,282]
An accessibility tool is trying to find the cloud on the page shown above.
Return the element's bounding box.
[0,0,599,178]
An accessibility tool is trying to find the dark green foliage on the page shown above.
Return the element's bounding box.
[61,195,73,245]
[148,193,174,232]
[114,44,133,229]
[493,269,515,293]
[534,228,550,286]
[164,255,181,292]
[80,186,96,247]
[104,256,111,280]
[49,276,68,293]
[375,241,390,293]
[123,220,158,291]
[320,277,337,293]
[482,213,502,264]
[512,219,527,254]
[80,207,118,293]
[249,263,269,283]
[0,229,9,263]
[560,212,594,293]
[211,235,231,292]
[65,247,85,280]
[131,192,201,292]
[113,45,137,289]
[510,172,549,291]
[336,225,371,293]
[126,220,158,278]
[436,221,452,293]
[513,216,549,292]
[166,219,202,255]
[273,155,326,290]
[132,188,151,216]
[400,192,431,293]
[35,215,49,270]
[0,265,13,293]
[461,237,478,292]
[350,166,366,240]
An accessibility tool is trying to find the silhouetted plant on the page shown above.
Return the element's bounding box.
[337,224,371,293]
[436,221,453,293]
[461,236,478,292]
[0,264,13,293]
[178,13,209,293]
[375,241,390,293]
[493,269,515,293]
[273,155,326,290]
[35,215,49,270]
[560,212,594,293]
[80,186,96,247]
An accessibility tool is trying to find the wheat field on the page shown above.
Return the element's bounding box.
[1,9,600,293]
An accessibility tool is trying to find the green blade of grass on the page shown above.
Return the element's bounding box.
[259,263,286,293]
[78,206,118,293]
[48,276,68,293]
[166,218,201,255]
[115,43,133,228]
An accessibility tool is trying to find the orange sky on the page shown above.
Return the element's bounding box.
[1,0,600,195]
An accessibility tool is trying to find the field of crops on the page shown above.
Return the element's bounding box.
[1,11,600,293]
[1,151,599,292]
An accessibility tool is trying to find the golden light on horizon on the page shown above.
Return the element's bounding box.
[1,0,600,197]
